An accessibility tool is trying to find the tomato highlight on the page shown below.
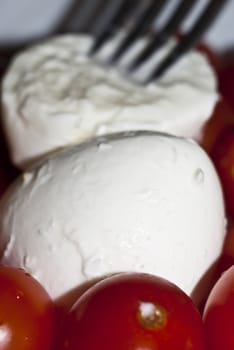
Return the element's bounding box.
[0,265,56,350]
[58,272,206,350]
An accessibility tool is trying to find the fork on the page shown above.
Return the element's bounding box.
[76,0,229,84]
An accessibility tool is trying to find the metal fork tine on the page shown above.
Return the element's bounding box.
[128,0,198,71]
[109,0,167,64]
[89,0,131,55]
[68,0,101,33]
[146,0,229,83]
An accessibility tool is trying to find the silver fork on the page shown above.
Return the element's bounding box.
[75,0,229,84]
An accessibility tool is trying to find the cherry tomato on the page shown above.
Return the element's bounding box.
[197,42,221,73]
[0,265,56,350]
[200,99,234,153]
[55,277,102,322]
[219,62,234,112]
[210,125,234,218]
[58,272,206,350]
[213,220,234,285]
[197,222,234,314]
[203,265,234,350]
[223,221,234,259]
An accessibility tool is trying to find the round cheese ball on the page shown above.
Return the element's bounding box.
[0,131,226,300]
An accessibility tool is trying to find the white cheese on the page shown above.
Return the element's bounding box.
[1,34,218,168]
[0,131,226,300]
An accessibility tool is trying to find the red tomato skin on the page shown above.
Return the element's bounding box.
[0,265,56,350]
[210,125,234,219]
[58,273,206,350]
[197,43,221,73]
[219,63,234,112]
[200,99,234,153]
[203,265,234,350]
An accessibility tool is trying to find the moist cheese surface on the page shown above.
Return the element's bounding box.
[2,35,218,168]
[0,132,226,300]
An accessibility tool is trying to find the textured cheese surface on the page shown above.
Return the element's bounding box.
[0,131,225,300]
[1,35,218,168]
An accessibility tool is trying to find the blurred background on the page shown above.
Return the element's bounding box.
[0,0,233,53]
